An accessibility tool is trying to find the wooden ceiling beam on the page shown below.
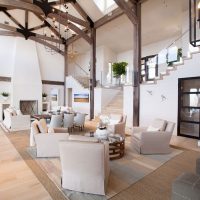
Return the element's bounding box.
[52,7,90,28]
[0,22,18,32]
[114,0,138,25]
[34,33,64,44]
[34,14,62,39]
[0,30,22,37]
[25,10,28,29]
[2,10,24,29]
[28,23,46,32]
[0,0,43,14]
[70,1,93,26]
[49,13,91,44]
[30,36,64,56]
[94,7,124,29]
[65,28,89,45]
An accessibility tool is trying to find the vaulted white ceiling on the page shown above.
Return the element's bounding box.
[74,0,189,53]
[0,0,189,54]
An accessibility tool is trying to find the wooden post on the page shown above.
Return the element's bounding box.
[90,27,96,120]
[133,2,141,126]
[64,45,68,106]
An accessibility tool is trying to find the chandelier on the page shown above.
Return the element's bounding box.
[68,40,79,60]
[189,0,200,47]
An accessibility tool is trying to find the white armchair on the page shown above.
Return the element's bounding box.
[131,119,175,154]
[3,108,30,131]
[74,113,86,131]
[30,119,69,157]
[107,114,127,136]
[59,140,110,195]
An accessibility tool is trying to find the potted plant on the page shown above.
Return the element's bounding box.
[42,93,47,101]
[112,62,128,85]
[1,92,9,101]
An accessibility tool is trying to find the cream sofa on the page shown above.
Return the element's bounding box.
[131,119,175,154]
[3,108,30,131]
[59,139,110,195]
[30,119,69,157]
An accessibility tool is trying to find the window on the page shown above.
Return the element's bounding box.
[141,55,158,82]
[93,0,117,14]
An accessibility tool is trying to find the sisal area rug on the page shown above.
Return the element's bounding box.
[27,138,182,200]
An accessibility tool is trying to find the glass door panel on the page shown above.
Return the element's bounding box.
[178,77,200,139]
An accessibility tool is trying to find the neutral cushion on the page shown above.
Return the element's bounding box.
[147,125,160,132]
[48,127,55,133]
[31,120,40,134]
[16,109,22,115]
[147,119,167,132]
[69,135,99,143]
[38,119,48,133]
[133,133,142,140]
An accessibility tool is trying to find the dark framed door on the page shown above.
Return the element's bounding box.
[178,76,200,139]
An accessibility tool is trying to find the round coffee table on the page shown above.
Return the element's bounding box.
[85,132,125,160]
[108,136,125,160]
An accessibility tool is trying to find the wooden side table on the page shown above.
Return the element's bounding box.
[109,139,125,160]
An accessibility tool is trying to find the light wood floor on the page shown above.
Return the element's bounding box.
[0,130,52,200]
[0,122,200,200]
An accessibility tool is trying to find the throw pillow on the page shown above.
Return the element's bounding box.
[16,109,22,115]
[48,127,55,133]
[31,120,40,134]
[38,119,48,133]
[147,125,160,132]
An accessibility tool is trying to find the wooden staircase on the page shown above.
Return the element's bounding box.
[73,76,90,88]
[102,90,123,115]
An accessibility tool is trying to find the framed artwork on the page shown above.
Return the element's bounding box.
[74,93,89,103]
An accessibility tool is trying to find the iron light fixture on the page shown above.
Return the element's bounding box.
[189,0,200,47]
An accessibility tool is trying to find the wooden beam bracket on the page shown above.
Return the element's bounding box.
[33,0,52,16]
[16,27,36,40]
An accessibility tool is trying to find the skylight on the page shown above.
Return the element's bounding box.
[93,0,117,14]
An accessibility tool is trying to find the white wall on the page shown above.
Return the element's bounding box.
[36,43,64,82]
[0,37,15,77]
[68,45,117,85]
[94,88,119,116]
[42,84,64,107]
[140,52,200,134]
[11,38,43,112]
[123,85,134,127]
[0,36,65,108]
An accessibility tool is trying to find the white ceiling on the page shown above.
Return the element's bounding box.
[0,0,189,54]
[74,0,189,54]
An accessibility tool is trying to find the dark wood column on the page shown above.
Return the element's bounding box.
[64,45,68,105]
[90,27,96,120]
[133,2,141,126]
[114,0,141,126]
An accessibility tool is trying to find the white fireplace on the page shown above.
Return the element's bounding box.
[11,38,42,113]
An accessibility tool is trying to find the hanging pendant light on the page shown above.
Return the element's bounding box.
[42,0,68,54]
[189,0,200,47]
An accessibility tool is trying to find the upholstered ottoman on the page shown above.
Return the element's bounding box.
[196,157,200,175]
[172,172,200,200]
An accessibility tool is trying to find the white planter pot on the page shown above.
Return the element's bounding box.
[43,97,47,101]
[3,96,8,102]
[95,128,109,140]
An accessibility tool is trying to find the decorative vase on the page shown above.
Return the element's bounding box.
[43,97,47,101]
